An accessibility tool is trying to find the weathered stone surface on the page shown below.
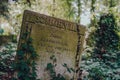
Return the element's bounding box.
[18,10,86,79]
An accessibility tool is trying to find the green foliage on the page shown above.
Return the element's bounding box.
[47,55,65,80]
[0,28,4,35]
[81,13,120,80]
[0,0,9,18]
[0,0,120,80]
[93,14,120,60]
[89,67,105,80]
[0,43,16,80]
[45,55,74,80]
[91,0,96,12]
[14,32,38,80]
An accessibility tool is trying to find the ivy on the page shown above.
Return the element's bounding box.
[13,32,38,80]
[81,13,120,80]
[45,55,75,80]
[0,43,16,80]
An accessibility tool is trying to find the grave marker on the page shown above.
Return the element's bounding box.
[17,10,86,79]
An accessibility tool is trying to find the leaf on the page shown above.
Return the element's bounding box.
[50,55,55,60]
[62,63,67,67]
[67,68,71,73]
[70,68,75,72]
[47,63,54,70]
[17,50,24,56]
[17,72,24,78]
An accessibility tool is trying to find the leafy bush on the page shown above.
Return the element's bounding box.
[81,13,120,80]
[0,42,16,80]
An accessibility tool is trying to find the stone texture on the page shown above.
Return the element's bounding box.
[18,10,86,79]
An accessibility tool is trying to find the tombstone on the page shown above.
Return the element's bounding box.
[17,10,86,79]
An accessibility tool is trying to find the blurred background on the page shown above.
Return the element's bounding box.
[0,0,120,80]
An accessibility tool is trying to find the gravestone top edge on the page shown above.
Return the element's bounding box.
[22,10,86,34]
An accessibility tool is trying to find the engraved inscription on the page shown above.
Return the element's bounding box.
[31,24,78,54]
[25,12,77,32]
[18,10,86,79]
